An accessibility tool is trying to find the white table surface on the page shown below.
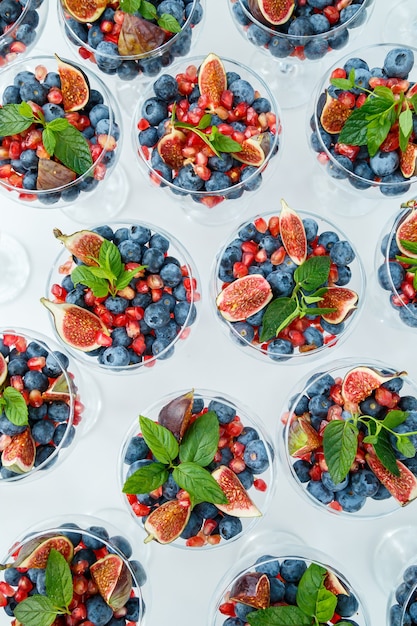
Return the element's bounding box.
[1,3,416,625]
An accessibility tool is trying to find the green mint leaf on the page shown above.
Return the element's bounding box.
[297,563,337,623]
[396,435,416,458]
[115,266,145,292]
[99,239,122,281]
[70,266,109,298]
[330,77,354,90]
[247,606,312,626]
[3,386,28,426]
[366,113,393,157]
[362,96,395,116]
[210,127,242,153]
[373,86,396,101]
[139,415,179,464]
[396,254,417,265]
[172,462,228,506]
[119,0,141,13]
[294,256,331,292]
[323,420,358,484]
[14,595,57,626]
[381,410,409,430]
[197,113,212,129]
[303,295,324,304]
[372,430,400,476]
[52,125,93,176]
[46,118,70,131]
[19,101,34,117]
[304,306,336,316]
[0,103,34,136]
[45,549,73,610]
[158,12,181,33]
[259,297,298,342]
[400,239,417,254]
[399,108,413,153]
[363,434,378,444]
[337,112,368,146]
[42,127,56,157]
[410,94,417,114]
[179,411,219,466]
[139,0,157,19]
[122,462,168,494]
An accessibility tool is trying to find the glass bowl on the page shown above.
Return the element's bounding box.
[44,221,201,375]
[210,205,365,364]
[209,542,370,626]
[0,0,48,68]
[308,43,417,216]
[228,0,374,109]
[0,514,148,625]
[132,53,282,226]
[0,327,97,484]
[119,388,277,550]
[0,54,125,220]
[279,357,417,519]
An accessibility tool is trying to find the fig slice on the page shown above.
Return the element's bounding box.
[288,417,322,458]
[90,554,132,610]
[279,199,307,265]
[396,202,417,258]
[366,453,417,505]
[143,499,191,544]
[248,0,295,26]
[53,227,104,266]
[232,134,270,166]
[211,465,261,518]
[216,274,273,323]
[56,54,90,112]
[1,428,36,474]
[198,53,227,111]
[40,298,110,352]
[320,92,352,134]
[63,0,107,23]
[158,390,194,442]
[324,571,349,596]
[36,158,77,190]
[0,352,7,387]
[230,572,270,609]
[341,366,406,408]
[400,143,417,179]
[318,286,358,324]
[41,372,72,403]
[118,14,165,56]
[2,534,75,569]
[157,128,187,170]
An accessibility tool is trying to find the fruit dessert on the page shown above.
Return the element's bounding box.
[0,520,146,625]
[377,199,417,329]
[0,54,120,207]
[389,563,417,626]
[121,389,274,548]
[0,0,46,67]
[60,0,204,79]
[229,0,372,62]
[281,360,417,516]
[310,45,417,198]
[43,222,200,372]
[214,555,367,626]
[0,330,83,481]
[135,52,280,210]
[212,199,363,362]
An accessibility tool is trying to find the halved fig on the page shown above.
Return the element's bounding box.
[249,0,295,26]
[56,55,90,112]
[1,429,35,474]
[211,465,261,518]
[318,287,358,324]
[232,134,270,166]
[0,352,7,387]
[341,366,405,407]
[62,0,107,23]
[6,534,74,569]
[144,499,191,544]
[36,159,77,190]
[216,274,273,323]
[279,199,307,265]
[157,128,187,169]
[320,92,352,134]
[40,298,110,352]
[158,390,194,442]
[118,14,165,56]
[366,453,417,505]
[230,571,270,609]
[324,571,348,596]
[288,417,322,458]
[41,372,72,403]
[198,53,227,110]
[90,554,132,610]
[53,227,103,266]
[396,202,417,258]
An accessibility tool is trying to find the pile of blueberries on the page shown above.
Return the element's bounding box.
[231,0,370,62]
[310,47,416,196]
[390,564,417,626]
[64,0,204,79]
[123,395,270,545]
[0,0,44,58]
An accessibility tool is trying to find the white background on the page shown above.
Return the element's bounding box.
[1,2,417,625]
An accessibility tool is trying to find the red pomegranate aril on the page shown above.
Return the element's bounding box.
[186,535,205,548]
[219,603,236,617]
[226,419,244,437]
[10,375,24,391]
[73,575,88,595]
[96,331,112,347]
[0,582,15,597]
[28,389,43,407]
[337,91,356,108]
[0,592,7,608]
[323,5,339,23]
[233,262,248,278]
[254,478,267,491]
[229,457,246,473]
[402,282,416,299]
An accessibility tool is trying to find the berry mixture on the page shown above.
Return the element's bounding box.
[0,332,83,480]
[0,0,45,66]
[136,53,279,208]
[122,391,272,548]
[0,523,146,625]
[230,0,371,62]
[390,565,417,626]
[47,223,200,370]
[62,0,204,79]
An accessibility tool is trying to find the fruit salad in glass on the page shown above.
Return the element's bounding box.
[280,358,417,517]
[133,52,282,225]
[0,0,47,67]
[211,199,364,363]
[44,221,201,374]
[120,389,276,549]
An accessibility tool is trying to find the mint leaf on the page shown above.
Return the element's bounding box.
[158,12,181,33]
[52,125,93,175]
[45,549,72,609]
[211,127,242,153]
[373,86,396,101]
[247,606,312,626]
[330,78,354,90]
[139,415,179,464]
[172,462,228,507]
[47,118,70,131]
[381,410,409,430]
[115,267,145,292]
[410,94,417,114]
[366,111,394,157]
[297,563,337,623]
[99,239,122,281]
[119,0,141,13]
[42,127,56,157]
[400,239,417,254]
[3,386,28,426]
[396,435,416,458]
[179,411,219,466]
[323,420,358,484]
[14,596,57,626]
[70,266,109,298]
[372,430,400,475]
[123,462,169,494]
[198,113,212,129]
[19,101,34,117]
[294,256,331,292]
[140,0,157,19]
[337,109,368,146]
[259,297,298,342]
[399,107,413,152]
[0,103,34,136]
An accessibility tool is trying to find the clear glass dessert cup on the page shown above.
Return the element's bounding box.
[0,513,148,625]
[0,0,48,68]
[132,54,283,227]
[279,357,417,519]
[209,535,370,626]
[0,232,30,304]
[228,0,374,110]
[58,0,205,115]
[119,388,277,550]
[210,207,365,365]
[45,220,202,375]
[382,0,417,47]
[0,54,127,224]
[308,43,417,218]
[0,327,100,484]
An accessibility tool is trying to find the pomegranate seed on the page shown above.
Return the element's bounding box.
[18,576,33,592]
[323,5,339,24]
[369,76,388,89]
[206,534,221,545]
[402,282,416,299]
[226,419,244,437]
[29,389,43,408]
[10,41,26,54]
[132,336,146,355]
[334,143,360,160]
[71,605,87,621]
[0,592,7,607]
[203,519,218,535]
[10,375,24,391]
[255,248,268,263]
[374,387,398,408]
[356,93,367,108]
[253,478,267,492]
[73,575,88,595]
[231,441,245,457]
[268,215,280,237]
[0,435,12,450]
[0,582,15,597]
[132,502,151,517]
[233,262,248,278]
[96,331,112,347]
[113,314,127,327]
[254,217,268,233]
[151,288,163,302]
[27,356,46,370]
[270,246,286,265]
[219,603,236,617]
[186,535,205,547]
[229,457,246,473]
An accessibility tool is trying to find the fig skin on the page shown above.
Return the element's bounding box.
[341,366,406,408]
[158,390,194,442]
[366,453,417,505]
[396,203,417,258]
[230,571,270,609]
[288,417,322,458]
[248,0,295,26]
[216,274,273,322]
[143,499,191,544]
[198,52,227,110]
[53,228,104,266]
[0,352,7,387]
[1,428,36,474]
[118,14,165,56]
[56,55,90,112]
[90,554,132,610]
[0,534,74,569]
[232,135,268,166]
[320,92,352,134]
[36,159,77,191]
[211,465,261,517]
[62,0,107,23]
[318,286,358,324]
[157,128,187,170]
[279,198,307,265]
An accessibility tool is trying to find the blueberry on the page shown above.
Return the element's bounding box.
[284,582,298,605]
[304,326,324,348]
[384,48,414,79]
[88,22,104,48]
[28,404,48,421]
[266,270,294,297]
[293,459,312,483]
[157,0,184,22]
[208,153,234,172]
[304,38,328,60]
[43,351,68,377]
[404,565,417,586]
[223,619,245,626]
[125,436,149,464]
[280,559,307,583]
[23,369,49,392]
[142,247,165,272]
[308,13,330,33]
[399,396,417,411]
[335,486,366,512]
[95,41,122,73]
[153,73,179,101]
[235,603,255,621]
[336,592,359,617]
[35,444,56,468]
[53,423,75,448]
[3,85,20,104]
[317,231,339,251]
[237,468,254,489]
[20,79,47,105]
[32,419,55,444]
[247,24,271,47]
[252,97,272,113]
[266,338,293,361]
[359,397,384,418]
[270,577,286,602]
[142,97,168,125]
[218,515,242,540]
[205,171,232,192]
[307,479,334,504]
[0,413,26,435]
[125,596,140,621]
[152,337,175,359]
[255,555,280,577]
[322,471,349,492]
[98,346,130,367]
[303,218,319,242]
[108,534,132,559]
[104,296,129,314]
[241,164,263,192]
[330,240,355,265]
[20,148,39,170]
[378,261,404,290]
[207,399,236,424]
[65,18,88,43]
[144,302,171,329]
[193,502,219,519]
[269,36,293,58]
[160,262,182,287]
[66,287,86,307]
[4,567,23,585]
[130,559,147,586]
[83,525,109,550]
[86,594,113,626]
[139,126,159,147]
[48,401,70,423]
[15,23,36,46]
[380,172,410,196]
[308,394,333,418]
[334,265,352,286]
[175,163,205,191]
[400,303,417,328]
[231,321,255,345]
[129,225,151,244]
[118,240,142,263]
[243,439,269,472]
[350,469,380,496]
[0,0,21,23]
[89,103,111,127]
[370,150,400,177]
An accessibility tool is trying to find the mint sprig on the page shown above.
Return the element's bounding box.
[122,412,228,508]
[14,549,72,626]
[119,0,181,33]
[259,256,336,342]
[0,103,93,175]
[70,238,146,298]
[330,68,416,157]
[0,386,28,426]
